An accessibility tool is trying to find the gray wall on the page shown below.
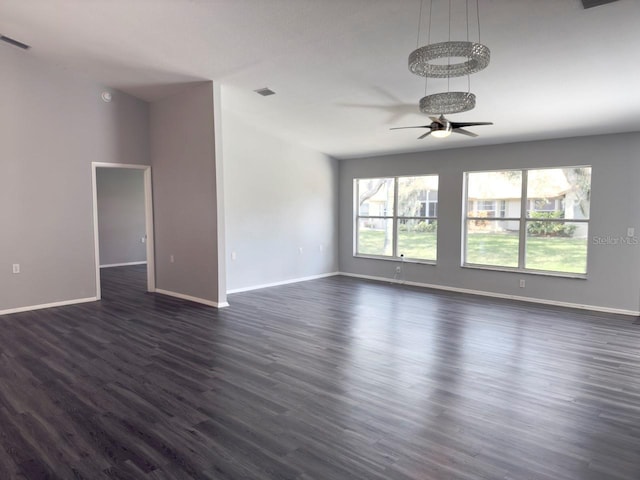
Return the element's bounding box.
[339,132,640,313]
[96,168,146,266]
[150,82,223,304]
[0,45,149,312]
[222,109,339,292]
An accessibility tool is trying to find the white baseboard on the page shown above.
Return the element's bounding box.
[100,261,147,268]
[227,272,340,294]
[155,289,229,308]
[0,297,98,316]
[339,272,640,316]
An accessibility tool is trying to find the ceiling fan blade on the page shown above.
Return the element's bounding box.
[418,131,432,139]
[450,121,493,128]
[390,125,430,130]
[453,128,479,138]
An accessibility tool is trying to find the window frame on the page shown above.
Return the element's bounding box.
[463,166,591,277]
[354,175,438,263]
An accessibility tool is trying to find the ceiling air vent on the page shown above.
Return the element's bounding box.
[254,87,276,97]
[581,0,619,9]
[0,34,31,50]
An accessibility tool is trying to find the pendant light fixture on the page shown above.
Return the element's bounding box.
[409,0,490,115]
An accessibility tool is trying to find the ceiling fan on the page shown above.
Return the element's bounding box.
[391,115,493,139]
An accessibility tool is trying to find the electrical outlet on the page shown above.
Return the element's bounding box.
[628,227,635,237]
[170,255,175,263]
[231,251,237,261]
[12,264,20,274]
[298,247,303,254]
[519,279,525,288]
[395,266,402,273]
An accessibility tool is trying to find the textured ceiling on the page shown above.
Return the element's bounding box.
[2,0,639,158]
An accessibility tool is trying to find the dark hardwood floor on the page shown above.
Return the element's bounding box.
[1,265,640,479]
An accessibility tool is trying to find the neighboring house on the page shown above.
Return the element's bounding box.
[467,169,589,237]
[359,177,438,229]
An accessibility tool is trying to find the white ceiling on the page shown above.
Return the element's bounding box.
[2,0,640,159]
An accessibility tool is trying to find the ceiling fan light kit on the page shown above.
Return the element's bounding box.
[390,114,491,139]
[430,125,452,138]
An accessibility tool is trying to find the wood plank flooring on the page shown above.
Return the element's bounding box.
[1,265,640,479]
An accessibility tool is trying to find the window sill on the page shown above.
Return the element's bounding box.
[462,263,587,279]
[354,254,436,266]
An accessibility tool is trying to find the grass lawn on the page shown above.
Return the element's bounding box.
[358,229,588,273]
[525,235,588,273]
[357,229,437,260]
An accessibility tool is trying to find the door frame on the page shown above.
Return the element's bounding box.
[91,162,155,299]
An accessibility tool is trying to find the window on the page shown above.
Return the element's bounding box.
[478,200,497,217]
[529,198,561,213]
[499,200,507,218]
[464,167,591,275]
[356,175,438,261]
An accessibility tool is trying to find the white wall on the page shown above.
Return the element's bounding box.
[0,45,149,313]
[222,108,339,292]
[96,168,146,266]
[339,132,640,314]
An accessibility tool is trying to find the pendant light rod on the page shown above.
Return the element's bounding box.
[416,0,424,48]
[408,0,491,115]
[408,0,490,79]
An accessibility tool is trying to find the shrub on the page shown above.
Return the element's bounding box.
[527,212,576,237]
[416,220,437,233]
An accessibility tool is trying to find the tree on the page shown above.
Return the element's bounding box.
[562,168,590,218]
[359,179,386,206]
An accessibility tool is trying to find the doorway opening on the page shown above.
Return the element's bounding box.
[91,162,155,299]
